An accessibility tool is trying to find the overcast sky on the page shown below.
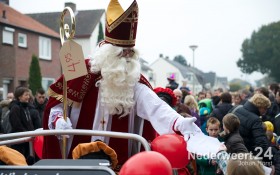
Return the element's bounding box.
[9,0,280,84]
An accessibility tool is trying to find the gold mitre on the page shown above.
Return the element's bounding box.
[105,0,138,47]
[106,0,124,25]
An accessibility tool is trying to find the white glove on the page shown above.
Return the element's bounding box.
[174,117,201,139]
[55,117,72,139]
[55,117,72,130]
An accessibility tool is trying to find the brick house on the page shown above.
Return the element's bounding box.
[28,2,105,59]
[0,2,61,99]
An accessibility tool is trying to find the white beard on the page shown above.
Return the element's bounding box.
[89,44,141,116]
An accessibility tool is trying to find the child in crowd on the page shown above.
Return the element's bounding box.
[199,107,211,135]
[216,152,266,175]
[184,95,200,127]
[222,113,248,154]
[206,117,221,139]
[263,121,276,145]
[196,117,222,175]
[231,92,242,106]
[216,144,271,175]
[227,153,265,175]
[263,120,279,171]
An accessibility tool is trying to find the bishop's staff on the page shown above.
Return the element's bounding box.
[59,7,87,159]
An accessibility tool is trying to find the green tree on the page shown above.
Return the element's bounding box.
[174,55,187,66]
[230,78,251,90]
[97,22,104,43]
[229,83,242,92]
[237,21,280,82]
[29,55,42,95]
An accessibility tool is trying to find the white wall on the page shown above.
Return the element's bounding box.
[75,13,106,59]
[150,58,182,88]
[150,58,203,94]
[75,38,91,58]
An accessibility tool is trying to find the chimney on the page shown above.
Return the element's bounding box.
[2,10,6,19]
[0,0,9,5]
[65,2,76,14]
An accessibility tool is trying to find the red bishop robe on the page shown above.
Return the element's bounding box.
[42,59,157,165]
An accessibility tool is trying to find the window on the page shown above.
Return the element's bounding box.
[39,36,51,60]
[18,33,27,48]
[42,77,55,91]
[2,27,15,45]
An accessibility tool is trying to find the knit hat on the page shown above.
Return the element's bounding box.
[264,121,274,132]
[72,141,118,169]
[199,107,210,116]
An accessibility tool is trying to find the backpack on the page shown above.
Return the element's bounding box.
[1,110,12,134]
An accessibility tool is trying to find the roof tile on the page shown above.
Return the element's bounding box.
[0,3,59,38]
[28,9,105,38]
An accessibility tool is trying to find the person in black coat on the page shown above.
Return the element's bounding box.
[229,93,272,165]
[166,74,179,91]
[222,113,248,154]
[28,103,42,130]
[9,87,40,164]
[33,88,48,126]
[239,88,252,105]
[210,92,233,129]
[255,86,279,123]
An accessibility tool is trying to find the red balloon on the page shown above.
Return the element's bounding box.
[33,135,44,159]
[151,134,190,168]
[119,151,172,175]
